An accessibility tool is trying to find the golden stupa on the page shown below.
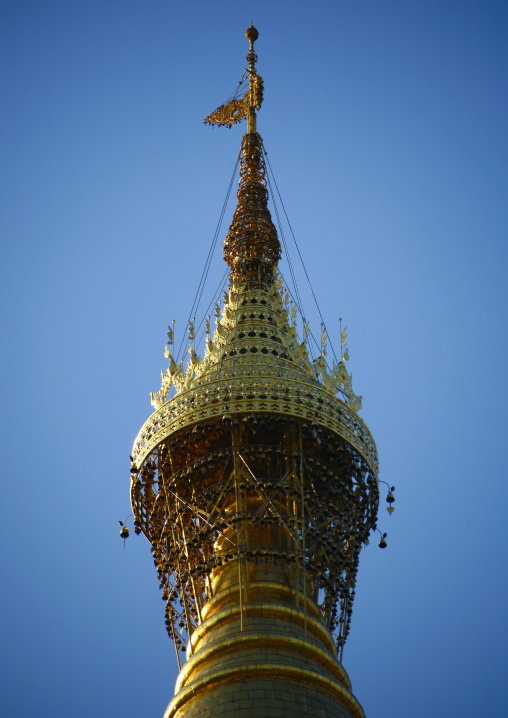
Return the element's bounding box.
[129,25,383,718]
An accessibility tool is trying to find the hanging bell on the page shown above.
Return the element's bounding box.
[378,533,387,549]
[120,525,129,539]
[386,490,395,504]
[222,406,231,426]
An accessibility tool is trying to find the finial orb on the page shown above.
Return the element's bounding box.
[246,24,259,43]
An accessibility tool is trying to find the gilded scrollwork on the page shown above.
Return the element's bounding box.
[137,366,377,479]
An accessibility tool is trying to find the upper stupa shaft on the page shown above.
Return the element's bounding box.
[223,132,281,275]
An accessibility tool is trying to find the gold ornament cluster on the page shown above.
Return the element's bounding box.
[204,75,263,129]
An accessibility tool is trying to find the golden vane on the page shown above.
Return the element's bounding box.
[204,24,264,130]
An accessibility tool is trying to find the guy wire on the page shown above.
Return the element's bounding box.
[176,153,240,362]
[263,145,340,367]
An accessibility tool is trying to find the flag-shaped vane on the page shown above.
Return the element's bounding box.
[204,25,263,132]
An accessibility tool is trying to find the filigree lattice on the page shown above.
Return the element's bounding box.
[131,414,378,658]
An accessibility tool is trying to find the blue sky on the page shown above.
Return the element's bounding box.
[1,1,507,717]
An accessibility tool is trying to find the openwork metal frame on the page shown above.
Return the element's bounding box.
[131,412,378,664]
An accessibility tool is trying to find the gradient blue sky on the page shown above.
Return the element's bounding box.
[1,2,507,717]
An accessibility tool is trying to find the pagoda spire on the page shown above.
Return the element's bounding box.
[130,25,382,718]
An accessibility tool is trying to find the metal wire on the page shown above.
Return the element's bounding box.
[176,153,241,362]
[262,143,340,367]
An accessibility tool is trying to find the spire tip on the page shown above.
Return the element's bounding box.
[245,24,259,44]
